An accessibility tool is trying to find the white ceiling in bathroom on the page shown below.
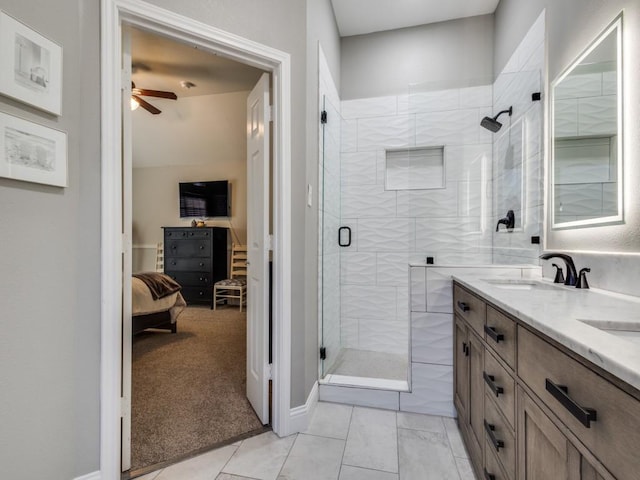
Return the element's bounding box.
[331,0,501,37]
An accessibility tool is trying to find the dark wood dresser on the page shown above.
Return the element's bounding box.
[163,226,228,305]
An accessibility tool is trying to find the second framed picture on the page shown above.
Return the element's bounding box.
[0,11,62,115]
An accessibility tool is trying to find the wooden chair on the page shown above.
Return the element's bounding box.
[212,244,247,311]
[155,242,164,273]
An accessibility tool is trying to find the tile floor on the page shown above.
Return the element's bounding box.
[137,402,476,480]
[327,348,408,381]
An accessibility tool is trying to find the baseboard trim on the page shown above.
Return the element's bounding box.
[73,471,101,480]
[288,381,319,433]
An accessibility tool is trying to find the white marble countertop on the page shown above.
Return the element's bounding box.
[452,272,640,392]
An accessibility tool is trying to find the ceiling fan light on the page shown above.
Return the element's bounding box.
[130,97,140,111]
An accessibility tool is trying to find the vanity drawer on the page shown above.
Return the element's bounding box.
[484,435,512,480]
[453,285,486,336]
[485,306,516,369]
[518,325,640,480]
[484,351,515,429]
[484,393,515,480]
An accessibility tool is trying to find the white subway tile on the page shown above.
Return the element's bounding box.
[400,363,455,417]
[411,312,454,365]
[358,115,415,151]
[342,96,397,120]
[357,218,415,252]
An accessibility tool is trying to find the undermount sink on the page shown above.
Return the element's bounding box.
[578,319,640,341]
[481,278,560,291]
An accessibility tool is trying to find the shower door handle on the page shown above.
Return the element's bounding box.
[338,226,352,247]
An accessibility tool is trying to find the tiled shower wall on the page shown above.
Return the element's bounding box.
[339,86,494,356]
[491,12,545,264]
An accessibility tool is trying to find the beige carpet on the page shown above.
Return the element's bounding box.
[131,305,264,471]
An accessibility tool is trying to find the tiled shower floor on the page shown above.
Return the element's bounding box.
[326,348,408,381]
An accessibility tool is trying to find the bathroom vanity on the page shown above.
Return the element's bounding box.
[452,275,640,480]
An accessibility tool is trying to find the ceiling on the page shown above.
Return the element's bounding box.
[131,28,263,98]
[331,0,500,37]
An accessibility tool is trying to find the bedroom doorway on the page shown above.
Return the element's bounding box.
[100,1,293,479]
[123,27,272,474]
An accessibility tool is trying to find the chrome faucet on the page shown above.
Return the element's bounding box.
[539,253,578,286]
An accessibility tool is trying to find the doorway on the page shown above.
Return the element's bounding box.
[126,26,268,473]
[100,1,293,479]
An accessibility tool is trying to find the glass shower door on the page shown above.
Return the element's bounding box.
[319,94,342,377]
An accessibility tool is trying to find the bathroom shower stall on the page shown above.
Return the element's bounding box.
[318,12,545,395]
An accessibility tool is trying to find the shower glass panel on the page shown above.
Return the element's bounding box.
[320,94,341,377]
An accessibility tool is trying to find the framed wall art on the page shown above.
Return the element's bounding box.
[0,111,67,187]
[0,11,62,115]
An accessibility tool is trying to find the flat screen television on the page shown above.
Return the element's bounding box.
[179,180,230,218]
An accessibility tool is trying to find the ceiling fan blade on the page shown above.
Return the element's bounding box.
[132,95,161,115]
[132,88,177,100]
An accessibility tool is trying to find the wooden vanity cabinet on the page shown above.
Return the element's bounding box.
[453,282,639,480]
[453,316,484,466]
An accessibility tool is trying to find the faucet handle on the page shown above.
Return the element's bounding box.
[552,263,565,284]
[576,268,591,289]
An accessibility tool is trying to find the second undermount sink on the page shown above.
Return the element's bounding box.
[578,319,640,342]
[481,278,560,291]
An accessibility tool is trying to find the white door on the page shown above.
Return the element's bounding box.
[246,73,271,424]
[121,26,134,472]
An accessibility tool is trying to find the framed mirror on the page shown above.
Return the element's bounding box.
[550,15,623,228]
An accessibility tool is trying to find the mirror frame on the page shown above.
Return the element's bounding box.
[549,14,623,229]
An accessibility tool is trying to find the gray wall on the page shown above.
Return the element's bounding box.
[0,0,101,479]
[340,14,495,100]
[495,0,640,254]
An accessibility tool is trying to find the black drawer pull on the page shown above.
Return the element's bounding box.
[199,262,205,267]
[199,245,204,250]
[483,372,504,397]
[457,301,470,312]
[199,291,204,296]
[485,325,504,343]
[171,261,176,266]
[189,232,194,236]
[462,342,469,357]
[545,379,597,428]
[484,420,504,451]
[484,470,496,480]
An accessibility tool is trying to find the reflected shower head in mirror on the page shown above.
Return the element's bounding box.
[480,106,513,132]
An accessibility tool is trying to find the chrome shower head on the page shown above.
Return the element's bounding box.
[480,106,513,133]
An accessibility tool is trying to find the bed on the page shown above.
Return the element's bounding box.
[132,272,187,335]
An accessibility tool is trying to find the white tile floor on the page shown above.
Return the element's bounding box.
[137,402,476,480]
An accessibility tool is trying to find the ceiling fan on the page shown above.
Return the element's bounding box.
[131,82,177,114]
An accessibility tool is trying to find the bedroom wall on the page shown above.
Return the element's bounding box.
[132,92,249,273]
[0,0,101,478]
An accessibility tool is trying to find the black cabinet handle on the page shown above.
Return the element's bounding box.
[199,245,204,250]
[457,301,470,312]
[199,291,204,296]
[484,470,496,480]
[485,325,504,343]
[483,372,504,397]
[484,420,504,451]
[199,262,205,267]
[545,379,597,428]
[463,342,469,357]
[171,261,176,266]
[189,232,194,236]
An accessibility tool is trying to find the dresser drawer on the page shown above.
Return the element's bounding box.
[484,393,515,480]
[181,286,212,302]
[518,325,640,480]
[166,239,211,257]
[166,271,212,287]
[484,350,515,429]
[164,257,212,272]
[165,228,214,239]
[453,285,486,336]
[485,306,516,369]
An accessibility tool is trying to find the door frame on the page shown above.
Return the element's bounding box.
[100,1,292,478]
